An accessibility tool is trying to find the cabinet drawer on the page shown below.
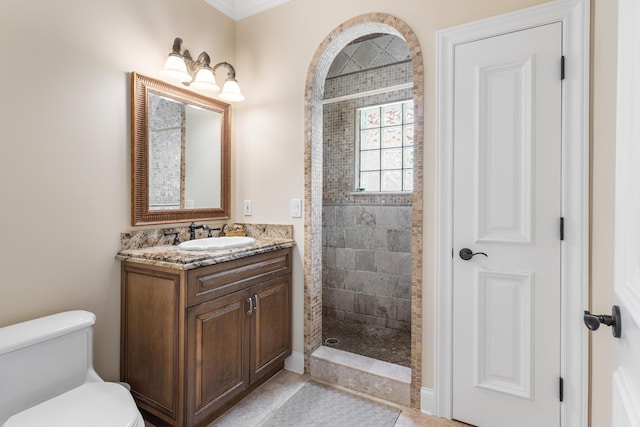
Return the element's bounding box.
[186,248,292,307]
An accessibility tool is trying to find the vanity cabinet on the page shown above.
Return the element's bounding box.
[121,248,292,427]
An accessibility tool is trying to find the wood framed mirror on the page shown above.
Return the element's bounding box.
[131,72,231,225]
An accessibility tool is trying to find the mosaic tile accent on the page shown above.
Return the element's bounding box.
[324,61,413,100]
[305,13,424,408]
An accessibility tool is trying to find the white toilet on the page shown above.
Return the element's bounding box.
[0,310,144,427]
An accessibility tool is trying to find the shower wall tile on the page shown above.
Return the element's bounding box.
[323,226,345,248]
[323,246,337,268]
[355,250,375,272]
[387,230,412,252]
[335,247,356,269]
[324,288,355,313]
[397,299,411,323]
[374,251,404,275]
[323,267,345,289]
[355,293,376,316]
[323,206,337,226]
[344,311,365,324]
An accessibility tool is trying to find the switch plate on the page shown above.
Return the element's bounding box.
[291,199,302,218]
[243,200,252,216]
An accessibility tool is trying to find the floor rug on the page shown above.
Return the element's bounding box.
[260,381,401,427]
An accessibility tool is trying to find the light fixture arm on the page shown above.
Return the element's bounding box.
[213,62,237,80]
[168,38,212,76]
[171,37,183,55]
[196,52,212,68]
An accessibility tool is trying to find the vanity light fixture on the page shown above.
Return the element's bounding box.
[160,37,245,102]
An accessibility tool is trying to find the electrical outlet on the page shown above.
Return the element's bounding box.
[243,200,252,216]
[291,199,302,218]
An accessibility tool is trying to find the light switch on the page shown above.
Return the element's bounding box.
[291,199,302,218]
[243,200,252,216]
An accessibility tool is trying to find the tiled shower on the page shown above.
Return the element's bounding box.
[321,34,413,366]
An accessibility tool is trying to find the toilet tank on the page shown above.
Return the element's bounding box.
[0,310,102,424]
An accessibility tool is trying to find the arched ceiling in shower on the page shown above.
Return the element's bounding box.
[327,34,411,78]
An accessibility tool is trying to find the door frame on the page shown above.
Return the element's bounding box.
[435,0,590,425]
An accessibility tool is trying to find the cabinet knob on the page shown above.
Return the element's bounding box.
[253,295,258,313]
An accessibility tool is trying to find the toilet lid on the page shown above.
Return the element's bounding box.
[4,382,145,427]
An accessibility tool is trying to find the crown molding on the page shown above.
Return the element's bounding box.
[203,0,290,21]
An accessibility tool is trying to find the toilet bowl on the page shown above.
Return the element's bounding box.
[0,310,144,427]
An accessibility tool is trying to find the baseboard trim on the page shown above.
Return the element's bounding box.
[420,387,435,415]
[284,351,304,374]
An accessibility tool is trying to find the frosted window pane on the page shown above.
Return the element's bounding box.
[383,126,402,148]
[361,172,380,191]
[361,107,380,129]
[404,169,413,191]
[404,147,414,168]
[383,104,403,126]
[361,129,380,150]
[382,148,402,169]
[403,125,414,146]
[382,170,402,191]
[403,103,414,124]
[361,151,380,171]
[356,100,414,193]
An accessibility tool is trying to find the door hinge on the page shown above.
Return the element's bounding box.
[559,377,564,402]
[561,56,565,80]
[560,217,565,241]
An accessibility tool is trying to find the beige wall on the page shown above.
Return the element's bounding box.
[0,0,618,422]
[0,0,235,380]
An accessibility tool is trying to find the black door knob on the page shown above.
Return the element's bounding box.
[459,248,488,261]
[583,305,621,338]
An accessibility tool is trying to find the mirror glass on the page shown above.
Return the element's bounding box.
[132,72,230,225]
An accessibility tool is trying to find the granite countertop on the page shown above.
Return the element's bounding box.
[117,237,295,270]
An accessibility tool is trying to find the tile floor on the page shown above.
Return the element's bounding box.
[322,317,411,367]
[207,370,468,427]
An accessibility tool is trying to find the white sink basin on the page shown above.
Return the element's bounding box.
[178,236,256,251]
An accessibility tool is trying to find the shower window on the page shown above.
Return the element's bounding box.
[356,100,414,192]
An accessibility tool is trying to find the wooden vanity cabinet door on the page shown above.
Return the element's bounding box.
[250,275,292,383]
[121,263,185,427]
[186,289,251,426]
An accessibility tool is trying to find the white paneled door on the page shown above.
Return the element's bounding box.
[452,23,562,427]
[612,0,640,425]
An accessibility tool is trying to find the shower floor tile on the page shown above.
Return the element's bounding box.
[322,316,411,367]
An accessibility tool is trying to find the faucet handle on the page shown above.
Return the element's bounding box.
[163,231,180,245]
[203,225,222,237]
